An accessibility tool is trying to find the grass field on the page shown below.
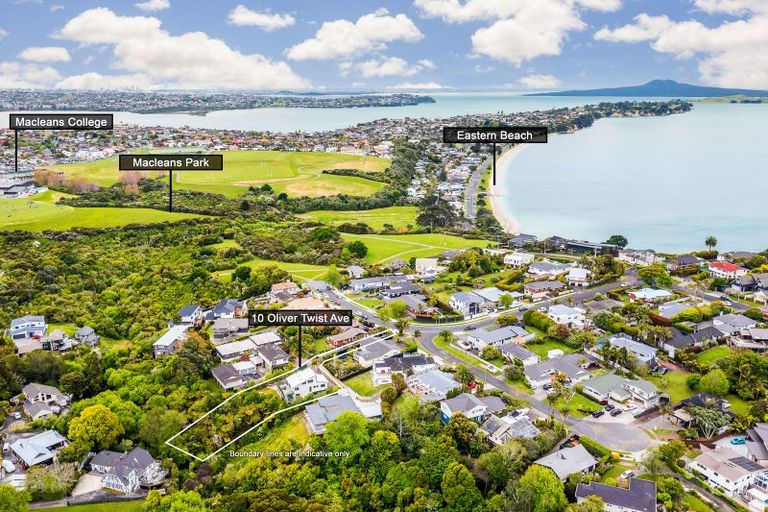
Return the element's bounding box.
[51,151,390,198]
[217,257,331,282]
[344,372,386,397]
[245,412,310,452]
[341,233,490,264]
[0,190,201,232]
[526,340,579,360]
[301,206,419,230]
[44,502,144,512]
[696,345,736,366]
[558,393,603,418]
[646,370,750,413]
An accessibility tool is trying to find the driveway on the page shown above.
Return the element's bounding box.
[72,473,104,496]
[571,418,650,452]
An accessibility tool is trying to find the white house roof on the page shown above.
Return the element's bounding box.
[216,339,257,358]
[471,326,531,345]
[152,324,190,348]
[548,304,584,317]
[10,430,67,467]
[284,367,325,389]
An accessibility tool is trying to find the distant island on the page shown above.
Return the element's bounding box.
[525,79,768,98]
[0,90,436,115]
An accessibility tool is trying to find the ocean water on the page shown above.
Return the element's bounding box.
[495,103,768,252]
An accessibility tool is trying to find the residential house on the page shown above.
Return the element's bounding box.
[21,383,69,420]
[407,369,461,402]
[213,298,248,319]
[279,368,329,401]
[380,282,420,299]
[372,354,436,386]
[527,259,572,278]
[733,328,768,351]
[211,365,250,390]
[328,327,367,348]
[671,393,734,431]
[284,297,326,310]
[257,344,290,371]
[216,339,258,363]
[575,477,657,512]
[414,258,439,274]
[657,301,690,321]
[385,259,409,272]
[583,299,622,316]
[9,315,47,340]
[567,267,590,287]
[734,273,768,293]
[479,414,540,445]
[499,343,540,366]
[212,318,250,342]
[440,393,505,423]
[581,373,660,408]
[504,252,535,267]
[152,324,190,358]
[449,291,485,319]
[93,447,165,494]
[401,294,437,317]
[524,353,590,389]
[662,325,727,358]
[178,305,203,325]
[535,444,597,482]
[41,329,71,351]
[73,325,100,346]
[524,281,566,301]
[349,275,411,293]
[712,313,757,336]
[689,447,765,497]
[248,330,282,346]
[10,430,68,468]
[304,393,382,434]
[354,338,401,367]
[618,249,661,267]
[509,234,537,248]
[708,261,748,280]
[473,287,521,309]
[592,334,658,368]
[270,281,301,299]
[628,288,673,303]
[667,254,701,271]
[347,265,365,279]
[467,325,534,350]
[547,305,586,328]
[746,423,768,464]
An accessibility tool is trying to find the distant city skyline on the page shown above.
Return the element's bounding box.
[0,0,766,91]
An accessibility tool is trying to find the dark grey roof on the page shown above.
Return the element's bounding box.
[378,355,434,372]
[211,365,243,386]
[75,326,96,336]
[213,299,245,315]
[451,291,484,304]
[257,344,289,362]
[91,450,122,468]
[305,394,360,428]
[575,478,656,512]
[356,339,400,361]
[499,342,537,361]
[525,281,565,291]
[178,305,201,316]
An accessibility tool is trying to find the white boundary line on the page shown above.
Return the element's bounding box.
[165,330,395,460]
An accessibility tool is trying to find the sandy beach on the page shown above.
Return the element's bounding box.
[488,144,525,234]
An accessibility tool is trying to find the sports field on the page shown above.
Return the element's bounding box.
[301,206,419,230]
[0,191,201,232]
[340,233,490,264]
[51,150,390,198]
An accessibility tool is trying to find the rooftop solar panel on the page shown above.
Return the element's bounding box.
[730,456,765,472]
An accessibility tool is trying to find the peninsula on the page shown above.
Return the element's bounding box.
[525,79,768,97]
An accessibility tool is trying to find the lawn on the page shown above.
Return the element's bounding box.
[341,233,490,264]
[301,206,419,230]
[601,461,636,480]
[696,345,736,366]
[51,150,390,198]
[216,257,330,283]
[44,502,144,512]
[209,239,242,250]
[432,334,502,375]
[646,369,752,414]
[558,393,602,418]
[244,411,310,452]
[526,340,578,360]
[0,190,201,232]
[344,372,386,397]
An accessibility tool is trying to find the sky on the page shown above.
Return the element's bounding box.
[0,0,766,92]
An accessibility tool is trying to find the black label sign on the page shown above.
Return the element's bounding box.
[10,113,113,131]
[443,126,548,143]
[250,309,354,327]
[119,154,224,171]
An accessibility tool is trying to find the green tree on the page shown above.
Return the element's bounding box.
[441,461,484,512]
[499,293,514,310]
[565,495,605,512]
[420,434,460,489]
[700,368,730,396]
[139,407,187,451]
[347,240,368,258]
[517,465,568,512]
[477,445,524,493]
[637,263,673,288]
[0,485,30,512]
[232,265,251,282]
[658,440,686,468]
[453,365,474,387]
[446,413,476,455]
[323,411,370,465]
[68,404,124,451]
[705,236,718,250]
[59,371,87,400]
[368,430,402,482]
[604,235,628,249]
[325,265,342,287]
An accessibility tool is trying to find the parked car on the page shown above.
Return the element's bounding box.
[605,403,615,411]
[465,326,477,331]
[538,306,548,312]
[592,409,605,418]
[620,469,635,479]
[610,408,623,417]
[13,412,21,420]
[543,383,553,390]
[731,436,747,445]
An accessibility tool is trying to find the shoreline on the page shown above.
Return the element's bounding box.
[488,144,525,234]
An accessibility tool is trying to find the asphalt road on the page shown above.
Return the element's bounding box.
[463,153,494,220]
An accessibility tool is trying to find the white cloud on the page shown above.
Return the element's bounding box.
[518,74,560,88]
[351,56,435,78]
[0,61,61,88]
[594,7,768,88]
[56,72,154,90]
[471,1,586,65]
[228,5,295,30]
[56,7,308,90]
[390,81,446,89]
[576,0,622,12]
[50,4,64,12]
[135,0,170,12]
[0,27,8,39]
[693,0,768,15]
[286,9,423,60]
[414,0,620,23]
[18,46,71,63]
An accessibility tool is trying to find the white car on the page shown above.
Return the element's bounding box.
[622,403,637,411]
[13,412,21,420]
[620,469,635,479]
[1,459,16,473]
